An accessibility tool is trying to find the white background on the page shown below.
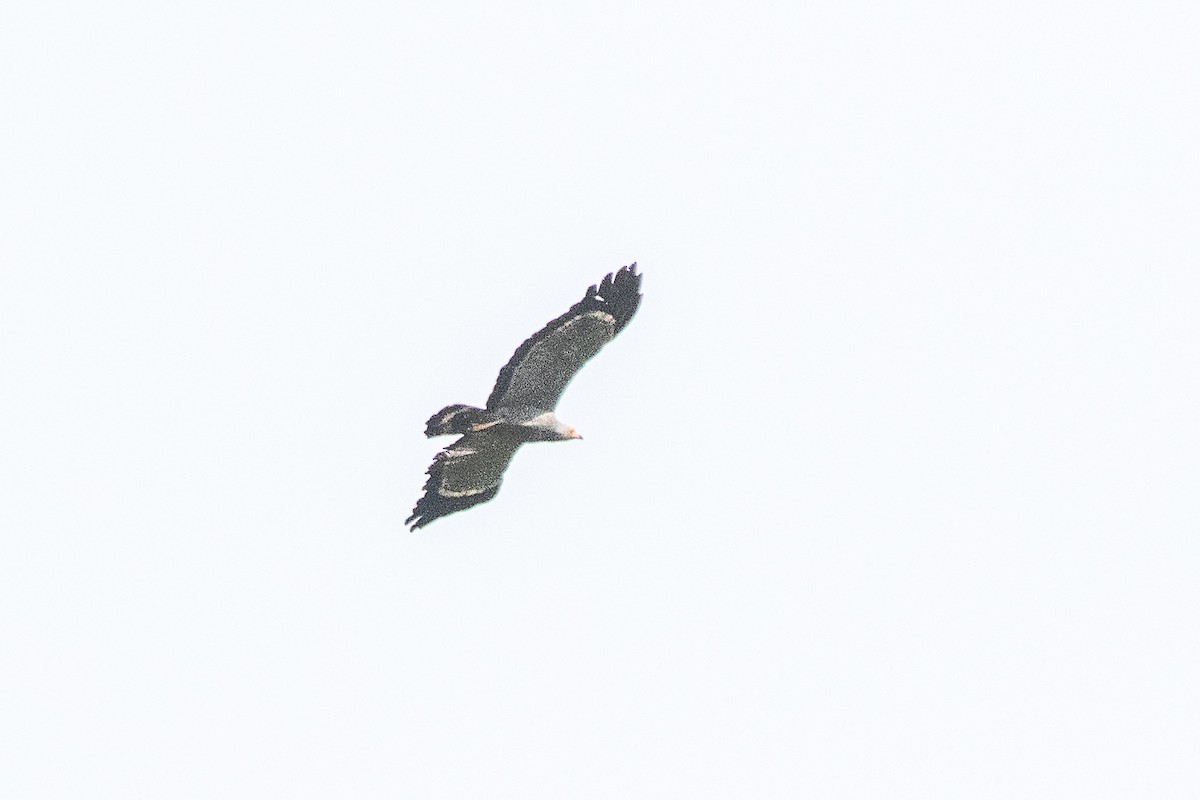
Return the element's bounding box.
[2,2,1197,797]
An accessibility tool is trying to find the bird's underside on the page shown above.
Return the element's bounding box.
[406,263,642,530]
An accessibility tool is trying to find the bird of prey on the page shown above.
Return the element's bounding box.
[406,263,643,530]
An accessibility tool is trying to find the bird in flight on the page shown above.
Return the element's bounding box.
[407,263,643,530]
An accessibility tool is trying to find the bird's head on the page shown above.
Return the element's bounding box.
[552,418,582,440]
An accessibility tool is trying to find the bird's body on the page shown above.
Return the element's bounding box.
[406,264,642,530]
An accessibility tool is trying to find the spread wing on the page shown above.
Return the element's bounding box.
[486,263,642,411]
[406,427,525,530]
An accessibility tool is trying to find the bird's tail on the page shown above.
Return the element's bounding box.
[423,404,495,437]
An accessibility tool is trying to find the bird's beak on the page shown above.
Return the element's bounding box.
[569,428,583,440]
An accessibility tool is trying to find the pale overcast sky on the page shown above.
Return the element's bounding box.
[2,2,1198,798]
